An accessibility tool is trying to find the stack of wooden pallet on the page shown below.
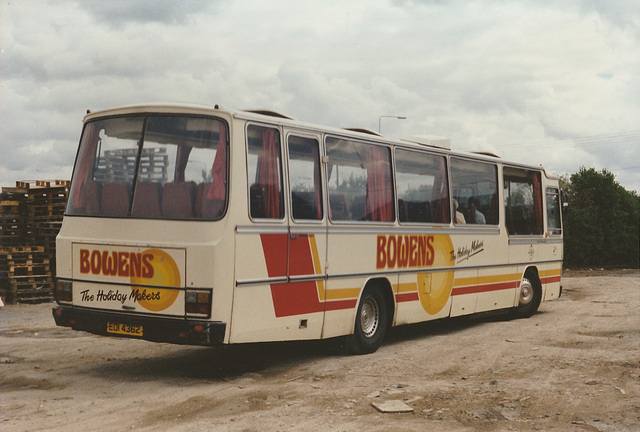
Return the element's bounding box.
[95,147,168,183]
[0,180,69,304]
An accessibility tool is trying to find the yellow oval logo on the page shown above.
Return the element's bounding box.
[417,235,455,315]
[130,249,181,311]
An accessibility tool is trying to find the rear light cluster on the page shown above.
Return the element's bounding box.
[55,280,72,302]
[185,290,211,317]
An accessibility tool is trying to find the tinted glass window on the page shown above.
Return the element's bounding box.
[67,115,228,220]
[546,187,562,236]
[247,125,284,219]
[504,167,543,235]
[326,137,393,222]
[450,158,498,225]
[395,149,450,224]
[288,135,322,221]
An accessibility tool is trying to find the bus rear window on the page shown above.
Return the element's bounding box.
[66,115,228,220]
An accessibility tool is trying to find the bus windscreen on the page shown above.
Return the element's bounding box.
[66,115,228,220]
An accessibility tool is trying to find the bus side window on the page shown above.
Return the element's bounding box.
[288,135,322,221]
[395,149,450,224]
[504,167,543,235]
[546,187,562,235]
[450,158,498,225]
[247,125,284,220]
[326,137,393,222]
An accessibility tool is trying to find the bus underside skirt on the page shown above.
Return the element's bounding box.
[52,306,225,346]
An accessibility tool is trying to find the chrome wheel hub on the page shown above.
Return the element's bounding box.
[360,297,379,338]
[519,279,534,306]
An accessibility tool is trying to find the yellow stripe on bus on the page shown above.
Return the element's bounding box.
[325,288,361,300]
[454,273,521,287]
[308,234,326,301]
[539,268,562,277]
[396,282,417,293]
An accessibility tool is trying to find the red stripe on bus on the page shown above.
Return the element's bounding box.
[452,280,518,296]
[289,233,317,276]
[325,299,357,311]
[396,292,419,303]
[261,234,331,318]
[269,281,324,317]
[260,234,288,278]
[541,275,561,284]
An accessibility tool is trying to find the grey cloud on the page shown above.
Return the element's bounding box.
[1,0,639,193]
[76,0,215,26]
[580,0,640,34]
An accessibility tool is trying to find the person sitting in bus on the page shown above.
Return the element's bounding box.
[467,197,486,224]
[453,199,466,224]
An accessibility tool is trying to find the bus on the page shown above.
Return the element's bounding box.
[53,103,563,354]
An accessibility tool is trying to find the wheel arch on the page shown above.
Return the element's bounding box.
[513,265,543,318]
[523,265,541,284]
[355,276,395,330]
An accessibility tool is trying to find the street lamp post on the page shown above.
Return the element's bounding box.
[378,115,407,134]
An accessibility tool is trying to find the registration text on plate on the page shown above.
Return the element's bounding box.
[107,322,143,337]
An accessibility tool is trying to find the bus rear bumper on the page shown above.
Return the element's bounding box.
[52,305,226,346]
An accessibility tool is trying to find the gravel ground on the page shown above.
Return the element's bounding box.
[1,272,638,432]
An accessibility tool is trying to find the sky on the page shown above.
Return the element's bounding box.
[1,0,639,193]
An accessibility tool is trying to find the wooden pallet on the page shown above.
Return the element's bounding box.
[0,200,27,215]
[3,186,68,198]
[0,255,50,266]
[1,286,53,304]
[7,263,50,277]
[0,233,29,246]
[0,180,69,303]
[15,180,70,189]
[1,245,45,254]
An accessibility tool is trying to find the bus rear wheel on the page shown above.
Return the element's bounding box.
[513,276,542,318]
[348,286,389,355]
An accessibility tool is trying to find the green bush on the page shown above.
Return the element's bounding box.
[562,168,639,269]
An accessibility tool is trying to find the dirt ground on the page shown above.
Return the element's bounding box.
[1,272,639,432]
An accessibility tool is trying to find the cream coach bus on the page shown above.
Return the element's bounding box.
[53,103,563,354]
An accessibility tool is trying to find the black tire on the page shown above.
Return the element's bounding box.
[513,276,542,318]
[348,286,389,355]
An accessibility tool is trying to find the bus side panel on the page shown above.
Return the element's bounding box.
[475,266,520,313]
[537,240,563,302]
[450,268,478,317]
[508,241,538,265]
[321,277,361,339]
[323,230,378,338]
[230,231,325,343]
[540,264,563,301]
[230,283,325,343]
[394,272,453,325]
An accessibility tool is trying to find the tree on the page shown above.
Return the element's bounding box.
[562,168,639,269]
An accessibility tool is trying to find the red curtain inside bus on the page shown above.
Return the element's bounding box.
[365,146,393,222]
[207,122,227,200]
[256,128,281,218]
[70,123,100,209]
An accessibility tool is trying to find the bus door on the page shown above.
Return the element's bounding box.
[285,134,327,338]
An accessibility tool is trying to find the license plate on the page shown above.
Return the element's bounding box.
[107,322,143,337]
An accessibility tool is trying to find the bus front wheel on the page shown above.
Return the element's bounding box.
[348,286,389,355]
[513,276,542,318]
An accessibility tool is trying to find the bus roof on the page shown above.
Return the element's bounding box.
[81,102,556,178]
